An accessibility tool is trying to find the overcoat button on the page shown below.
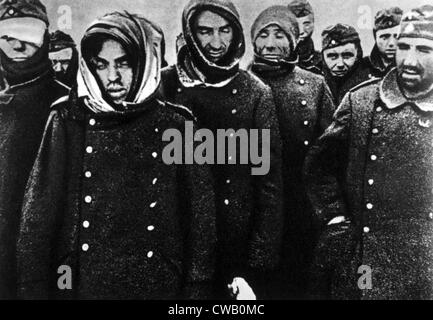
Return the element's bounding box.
[368,179,374,185]
[304,141,309,146]
[155,128,159,133]
[147,225,155,231]
[301,100,307,106]
[224,199,229,205]
[86,146,93,154]
[152,178,158,185]
[147,251,154,258]
[376,107,383,112]
[85,171,92,178]
[84,196,92,203]
[82,244,89,252]
[226,179,231,184]
[363,227,370,233]
[89,119,96,126]
[299,79,305,85]
[232,89,238,95]
[372,128,379,134]
[150,202,157,208]
[366,203,373,210]
[429,212,433,220]
[371,155,377,161]
[83,221,90,228]
[152,152,158,158]
[304,121,309,126]
[232,109,237,114]
[177,88,182,93]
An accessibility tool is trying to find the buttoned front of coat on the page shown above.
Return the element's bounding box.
[305,76,433,300]
[252,66,335,298]
[17,96,216,300]
[161,67,283,292]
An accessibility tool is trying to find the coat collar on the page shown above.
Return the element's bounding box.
[369,45,389,74]
[380,68,433,112]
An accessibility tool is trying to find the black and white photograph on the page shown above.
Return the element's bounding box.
[1,0,433,305]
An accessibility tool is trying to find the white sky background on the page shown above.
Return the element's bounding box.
[46,0,432,68]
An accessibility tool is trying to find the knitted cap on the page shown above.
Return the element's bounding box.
[0,0,48,26]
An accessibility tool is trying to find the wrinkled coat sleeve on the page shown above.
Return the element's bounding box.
[16,110,68,299]
[178,130,217,300]
[304,93,352,228]
[248,87,283,271]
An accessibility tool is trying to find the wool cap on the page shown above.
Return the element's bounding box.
[374,7,403,33]
[0,0,48,26]
[251,5,299,52]
[322,23,360,50]
[399,5,433,41]
[49,30,76,52]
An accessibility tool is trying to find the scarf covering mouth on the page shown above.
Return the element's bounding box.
[177,0,245,87]
[0,31,51,86]
[77,11,163,113]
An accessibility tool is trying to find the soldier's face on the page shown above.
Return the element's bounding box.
[90,39,134,106]
[0,36,39,62]
[255,25,291,61]
[49,48,73,75]
[323,43,358,78]
[297,14,314,41]
[194,10,234,63]
[396,37,433,92]
[375,26,400,61]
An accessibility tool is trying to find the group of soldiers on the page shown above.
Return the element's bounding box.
[1,0,433,300]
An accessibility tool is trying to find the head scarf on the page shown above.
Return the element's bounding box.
[250,6,299,77]
[78,11,163,113]
[177,0,245,87]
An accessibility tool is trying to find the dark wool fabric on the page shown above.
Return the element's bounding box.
[323,57,371,106]
[16,94,217,300]
[304,75,433,300]
[161,66,284,299]
[354,45,395,82]
[0,71,68,299]
[49,30,79,89]
[297,38,322,75]
[252,65,335,299]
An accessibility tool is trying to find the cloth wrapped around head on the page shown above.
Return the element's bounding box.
[78,11,164,113]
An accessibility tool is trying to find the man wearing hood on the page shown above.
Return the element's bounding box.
[305,5,433,300]
[17,11,216,300]
[0,0,68,299]
[162,0,283,299]
[249,6,335,299]
[321,24,367,105]
[287,0,322,74]
[353,7,403,83]
[49,30,79,89]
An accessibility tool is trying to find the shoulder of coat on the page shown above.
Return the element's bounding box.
[349,77,381,94]
[242,69,272,93]
[164,101,196,122]
[50,95,70,109]
[294,66,325,83]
